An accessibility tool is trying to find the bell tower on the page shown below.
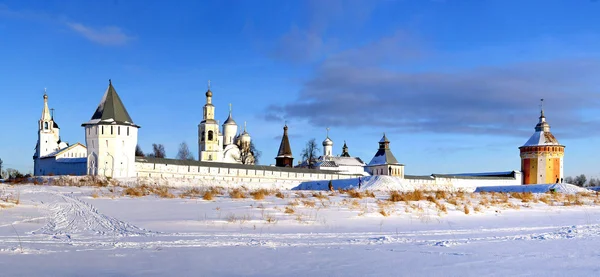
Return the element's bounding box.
[34,89,61,175]
[198,80,221,162]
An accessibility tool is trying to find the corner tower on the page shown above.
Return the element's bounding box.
[82,80,139,178]
[519,100,564,184]
[198,81,221,162]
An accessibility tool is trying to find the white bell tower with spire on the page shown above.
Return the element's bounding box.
[34,89,60,161]
[198,80,222,162]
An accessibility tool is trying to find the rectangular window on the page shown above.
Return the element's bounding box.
[127,127,129,136]
[101,126,104,134]
[111,126,113,135]
[118,127,121,135]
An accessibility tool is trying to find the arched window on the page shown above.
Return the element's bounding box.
[208,130,214,141]
[44,122,48,130]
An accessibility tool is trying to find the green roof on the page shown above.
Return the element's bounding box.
[83,80,137,127]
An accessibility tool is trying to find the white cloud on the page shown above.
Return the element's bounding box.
[66,22,134,46]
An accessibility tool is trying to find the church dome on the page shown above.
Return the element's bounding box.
[224,113,236,125]
[205,89,212,97]
[323,137,333,146]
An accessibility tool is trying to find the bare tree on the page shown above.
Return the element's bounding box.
[564,176,574,184]
[301,138,320,169]
[135,145,145,157]
[150,143,166,158]
[0,158,3,179]
[574,174,587,187]
[176,142,195,160]
[239,141,261,165]
[588,177,600,188]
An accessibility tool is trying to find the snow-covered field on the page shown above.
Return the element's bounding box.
[2,182,600,276]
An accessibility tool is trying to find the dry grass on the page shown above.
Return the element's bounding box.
[180,188,202,198]
[250,189,271,200]
[229,188,246,199]
[202,190,215,201]
[284,206,295,214]
[463,205,470,215]
[275,191,286,199]
[379,209,389,217]
[312,192,328,200]
[153,187,175,198]
[510,192,535,203]
[123,186,150,197]
[347,189,363,199]
[91,190,100,198]
[302,200,316,208]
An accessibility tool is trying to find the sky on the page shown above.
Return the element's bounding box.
[1,0,600,178]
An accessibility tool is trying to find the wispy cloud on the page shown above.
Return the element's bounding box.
[0,4,134,46]
[66,22,133,46]
[265,31,600,139]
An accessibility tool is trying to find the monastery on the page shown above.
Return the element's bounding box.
[32,81,563,187]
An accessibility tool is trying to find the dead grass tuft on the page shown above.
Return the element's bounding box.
[284,206,295,214]
[202,190,215,201]
[229,188,246,199]
[275,191,286,199]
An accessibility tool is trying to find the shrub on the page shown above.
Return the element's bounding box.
[284,206,295,214]
[463,205,470,215]
[202,191,214,201]
[153,187,175,198]
[275,191,285,199]
[250,189,270,200]
[229,188,246,199]
[302,200,316,208]
[347,189,363,199]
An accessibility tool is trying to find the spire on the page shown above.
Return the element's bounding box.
[341,140,350,157]
[323,127,333,146]
[82,79,137,127]
[277,124,293,158]
[205,80,213,100]
[224,103,236,125]
[41,88,52,121]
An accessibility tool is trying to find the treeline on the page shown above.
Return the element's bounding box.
[564,174,600,187]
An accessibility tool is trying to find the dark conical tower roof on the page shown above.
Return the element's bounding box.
[277,125,293,158]
[82,79,138,127]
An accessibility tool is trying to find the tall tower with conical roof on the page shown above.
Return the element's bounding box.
[34,90,61,174]
[198,81,222,162]
[275,124,293,167]
[519,99,565,184]
[82,80,140,177]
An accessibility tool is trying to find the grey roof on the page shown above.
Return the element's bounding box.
[83,80,137,127]
[136,157,349,174]
[368,134,400,166]
[223,112,236,125]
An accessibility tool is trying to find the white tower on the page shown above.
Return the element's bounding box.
[322,128,333,158]
[82,80,139,178]
[198,81,222,162]
[34,90,61,175]
[240,121,251,150]
[222,103,238,147]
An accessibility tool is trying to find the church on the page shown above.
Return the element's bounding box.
[32,91,87,176]
[197,82,255,165]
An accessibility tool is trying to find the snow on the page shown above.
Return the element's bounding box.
[3,183,600,276]
[522,130,560,146]
[475,183,591,194]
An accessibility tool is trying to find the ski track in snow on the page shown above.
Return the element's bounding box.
[2,190,600,254]
[31,190,153,239]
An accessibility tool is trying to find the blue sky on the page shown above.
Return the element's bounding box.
[2,0,600,178]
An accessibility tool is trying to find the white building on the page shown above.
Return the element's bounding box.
[33,91,87,176]
[198,83,255,164]
[364,134,405,178]
[82,80,139,178]
[297,129,368,175]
